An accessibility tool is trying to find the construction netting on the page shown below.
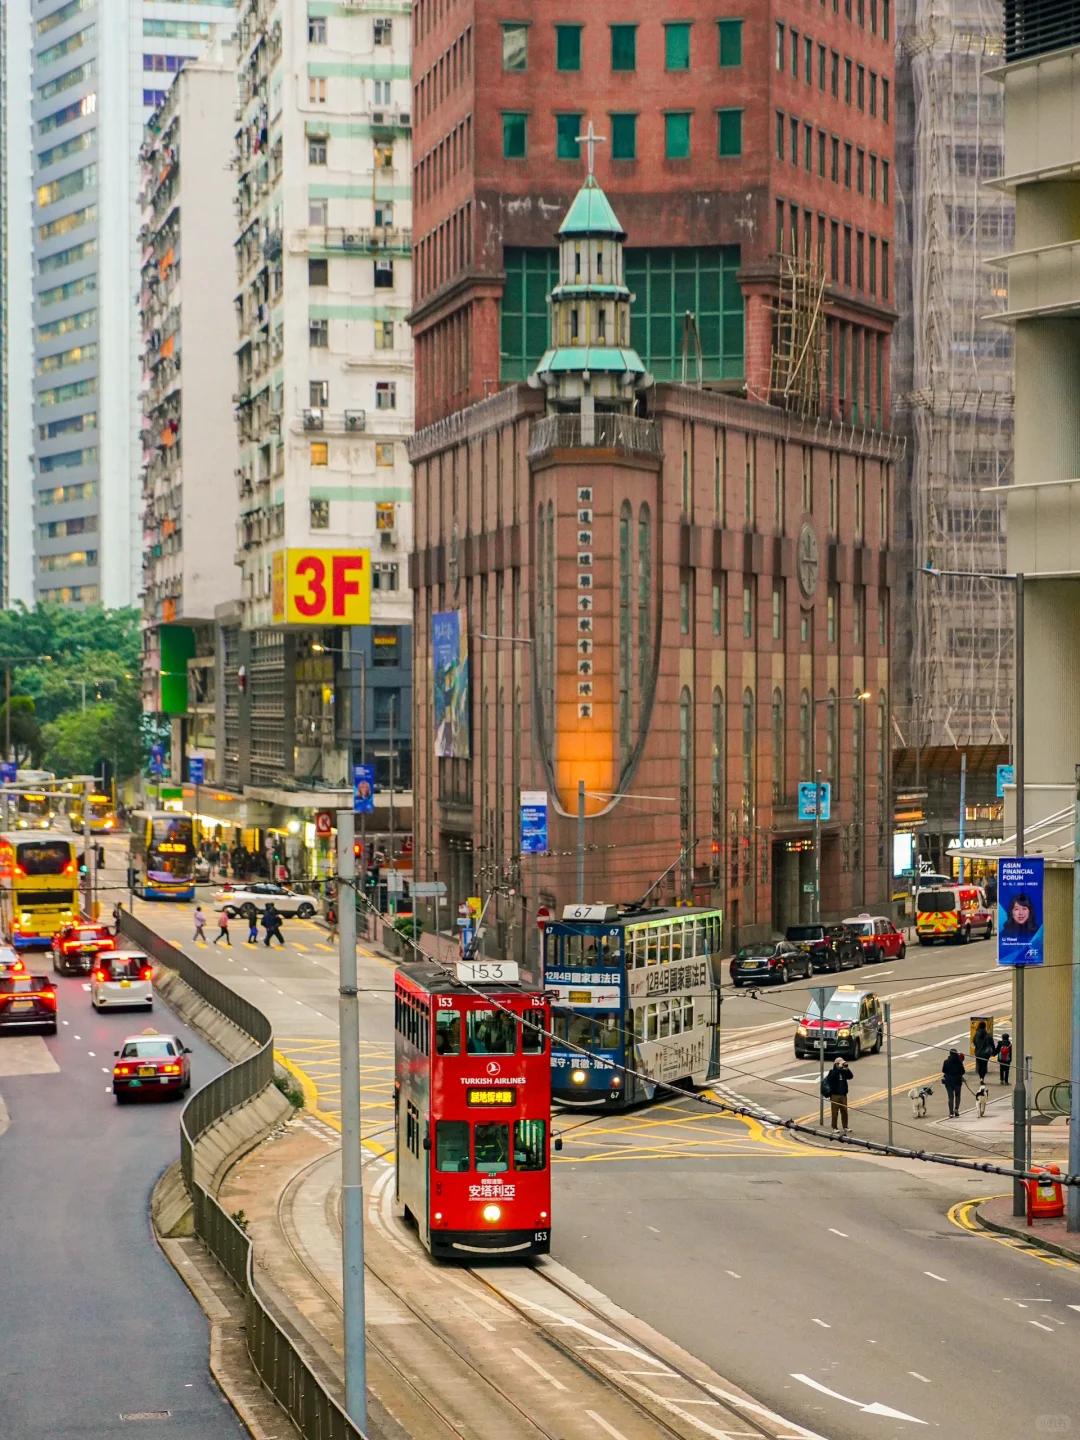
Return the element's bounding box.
[893,0,1015,748]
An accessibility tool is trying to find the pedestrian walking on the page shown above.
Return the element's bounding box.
[996,1030,1013,1085]
[824,1057,855,1132]
[193,906,207,944]
[262,902,285,948]
[972,1020,994,1082]
[214,906,231,946]
[96,843,105,869]
[247,909,259,945]
[942,1047,966,1116]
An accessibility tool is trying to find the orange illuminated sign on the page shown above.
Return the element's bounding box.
[271,549,371,626]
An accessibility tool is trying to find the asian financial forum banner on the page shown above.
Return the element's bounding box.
[520,791,548,854]
[433,610,470,758]
[997,856,1045,967]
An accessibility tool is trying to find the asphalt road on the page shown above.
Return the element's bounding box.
[0,959,247,1439]
[99,836,1080,1440]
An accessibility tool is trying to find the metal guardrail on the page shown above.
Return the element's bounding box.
[118,909,364,1439]
[528,411,662,459]
[1036,1080,1072,1117]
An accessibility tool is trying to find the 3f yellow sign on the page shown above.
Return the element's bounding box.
[271,549,371,625]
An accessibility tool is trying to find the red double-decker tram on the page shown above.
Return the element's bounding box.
[394,958,553,1260]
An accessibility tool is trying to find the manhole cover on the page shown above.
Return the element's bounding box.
[120,1413,171,1422]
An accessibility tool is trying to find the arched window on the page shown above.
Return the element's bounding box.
[799,689,811,782]
[742,687,755,813]
[711,687,724,883]
[826,688,837,796]
[772,688,784,804]
[619,501,633,755]
[637,504,651,695]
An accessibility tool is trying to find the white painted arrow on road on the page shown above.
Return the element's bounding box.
[792,1374,928,1424]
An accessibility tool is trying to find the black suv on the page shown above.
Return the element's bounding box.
[785,923,862,973]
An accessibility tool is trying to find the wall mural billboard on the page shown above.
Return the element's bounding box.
[433,610,470,758]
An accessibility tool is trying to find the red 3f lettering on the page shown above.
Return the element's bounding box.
[294,556,326,617]
[332,554,364,617]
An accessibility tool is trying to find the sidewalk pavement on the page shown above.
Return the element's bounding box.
[977,1194,1080,1264]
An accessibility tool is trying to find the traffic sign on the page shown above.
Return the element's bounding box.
[315,810,334,837]
[412,881,446,898]
[810,985,837,1011]
[536,905,552,930]
[386,871,404,894]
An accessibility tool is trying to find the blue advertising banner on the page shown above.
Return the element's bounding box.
[797,781,831,822]
[997,856,1045,967]
[520,790,548,854]
[188,757,205,784]
[433,610,470,758]
[0,762,16,784]
[996,764,1015,799]
[150,742,165,776]
[353,763,375,814]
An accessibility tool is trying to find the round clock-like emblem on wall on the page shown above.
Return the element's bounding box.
[797,523,819,600]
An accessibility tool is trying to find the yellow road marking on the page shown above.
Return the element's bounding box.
[315,943,335,952]
[273,1047,391,1156]
[948,1196,1080,1270]
[795,1067,942,1126]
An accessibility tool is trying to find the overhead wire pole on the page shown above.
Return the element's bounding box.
[1071,762,1080,1231]
[1013,571,1026,1218]
[335,808,366,1429]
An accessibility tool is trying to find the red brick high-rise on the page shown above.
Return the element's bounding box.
[410,0,896,428]
[408,0,899,956]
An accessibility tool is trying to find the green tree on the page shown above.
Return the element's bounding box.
[0,696,44,767]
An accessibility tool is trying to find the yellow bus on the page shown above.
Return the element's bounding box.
[0,834,79,948]
[68,793,117,833]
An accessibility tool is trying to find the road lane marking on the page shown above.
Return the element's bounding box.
[585,1412,630,1440]
[87,1051,95,1057]
[512,1347,568,1390]
[811,1318,830,1327]
[829,1228,848,1237]
[1030,1320,1054,1332]
[791,1374,927,1424]
[924,1272,948,1282]
[1069,1305,1080,1312]
[949,1198,1080,1272]
[909,1373,930,1383]
[725,1270,740,1278]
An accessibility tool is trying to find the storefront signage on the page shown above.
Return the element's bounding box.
[271,549,371,625]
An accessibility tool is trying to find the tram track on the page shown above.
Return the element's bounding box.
[272,1146,817,1440]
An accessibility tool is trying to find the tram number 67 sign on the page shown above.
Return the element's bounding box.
[272,549,371,625]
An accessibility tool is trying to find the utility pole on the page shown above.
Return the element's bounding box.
[359,661,367,936]
[813,768,822,924]
[577,778,585,904]
[1013,571,1026,1217]
[885,999,894,1146]
[958,752,966,885]
[1070,760,1080,1231]
[82,777,93,920]
[388,693,395,917]
[336,808,367,1429]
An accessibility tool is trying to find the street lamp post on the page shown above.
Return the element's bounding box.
[923,564,1026,1213]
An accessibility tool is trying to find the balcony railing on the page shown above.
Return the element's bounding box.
[528,411,662,460]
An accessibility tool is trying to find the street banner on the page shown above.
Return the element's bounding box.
[0,762,15,783]
[189,757,204,784]
[520,791,548,854]
[997,856,1045,967]
[353,763,375,814]
[996,764,1015,799]
[433,610,470,757]
[797,781,831,822]
[150,742,165,776]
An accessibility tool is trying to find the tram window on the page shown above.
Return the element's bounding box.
[564,1013,596,1048]
[436,1009,461,1055]
[684,996,695,1030]
[630,930,645,968]
[658,1000,671,1038]
[595,1011,621,1049]
[670,1001,682,1036]
[474,1122,510,1174]
[514,1119,547,1171]
[631,1007,642,1041]
[406,1100,421,1157]
[466,1008,517,1054]
[521,1007,546,1054]
[646,1002,659,1041]
[436,1120,470,1172]
[646,927,659,965]
[670,923,683,964]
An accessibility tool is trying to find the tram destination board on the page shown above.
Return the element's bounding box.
[466,1087,517,1107]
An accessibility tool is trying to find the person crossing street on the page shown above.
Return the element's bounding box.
[214,906,231,946]
[192,906,207,944]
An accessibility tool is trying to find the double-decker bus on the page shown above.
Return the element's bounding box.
[395,958,554,1260]
[16,792,54,830]
[0,835,78,948]
[129,810,196,900]
[542,903,722,1107]
[68,792,117,833]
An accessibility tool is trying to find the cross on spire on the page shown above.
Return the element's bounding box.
[575,119,606,178]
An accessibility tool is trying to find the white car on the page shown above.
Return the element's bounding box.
[91,951,153,1011]
[211,883,317,920]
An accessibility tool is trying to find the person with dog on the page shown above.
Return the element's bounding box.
[972,1020,995,1082]
[996,1030,1013,1085]
[942,1047,966,1117]
[824,1056,855,1131]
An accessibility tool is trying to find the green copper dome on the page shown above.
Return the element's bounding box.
[558,176,626,240]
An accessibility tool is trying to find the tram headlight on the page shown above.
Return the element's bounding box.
[482,1204,502,1223]
[571,1069,587,1085]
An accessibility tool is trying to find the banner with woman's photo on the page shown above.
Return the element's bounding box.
[433,609,470,758]
[997,856,1044,966]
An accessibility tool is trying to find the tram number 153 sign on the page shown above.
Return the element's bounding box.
[272,549,371,625]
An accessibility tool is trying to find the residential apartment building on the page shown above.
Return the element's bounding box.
[892,0,1015,749]
[29,0,234,609]
[138,42,239,784]
[4,0,34,604]
[230,0,414,814]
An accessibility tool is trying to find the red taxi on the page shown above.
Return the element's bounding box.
[841,914,907,963]
[52,921,115,976]
[0,972,57,1034]
[112,1033,191,1102]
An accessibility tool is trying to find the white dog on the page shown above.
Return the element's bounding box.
[909,1084,933,1118]
[975,1084,989,1118]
